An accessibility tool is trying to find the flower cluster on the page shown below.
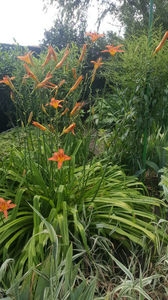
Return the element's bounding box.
[0,32,125,170]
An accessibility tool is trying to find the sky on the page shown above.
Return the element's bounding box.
[0,0,123,46]
[0,0,56,46]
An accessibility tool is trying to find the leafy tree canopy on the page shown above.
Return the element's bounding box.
[43,0,168,36]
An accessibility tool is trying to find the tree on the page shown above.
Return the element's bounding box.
[41,18,86,49]
[43,0,168,36]
[119,0,168,35]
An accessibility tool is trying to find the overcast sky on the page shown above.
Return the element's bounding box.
[0,0,123,46]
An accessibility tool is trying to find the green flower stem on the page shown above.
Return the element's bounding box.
[142,0,154,171]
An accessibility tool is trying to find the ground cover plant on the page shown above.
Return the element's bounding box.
[0,29,168,299]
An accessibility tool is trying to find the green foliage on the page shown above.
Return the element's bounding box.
[94,31,168,171]
[119,0,168,35]
[1,30,168,299]
[0,126,167,275]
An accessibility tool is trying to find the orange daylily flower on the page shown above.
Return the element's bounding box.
[0,76,16,90]
[85,32,104,43]
[70,102,85,116]
[24,64,39,83]
[48,98,64,109]
[17,51,34,66]
[0,198,16,220]
[61,107,69,116]
[48,149,71,169]
[35,72,53,89]
[42,45,57,67]
[67,75,83,95]
[90,57,104,70]
[55,49,70,70]
[153,31,168,55]
[62,122,76,135]
[101,44,124,56]
[32,121,47,131]
[79,44,87,62]
[90,57,103,83]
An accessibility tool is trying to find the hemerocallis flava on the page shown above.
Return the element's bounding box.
[48,149,71,169]
[85,32,104,43]
[17,51,34,66]
[32,121,47,131]
[101,44,124,56]
[0,198,16,220]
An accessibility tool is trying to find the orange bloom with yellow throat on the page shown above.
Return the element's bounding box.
[101,44,124,56]
[48,98,64,109]
[85,32,104,43]
[0,198,16,220]
[48,149,71,169]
